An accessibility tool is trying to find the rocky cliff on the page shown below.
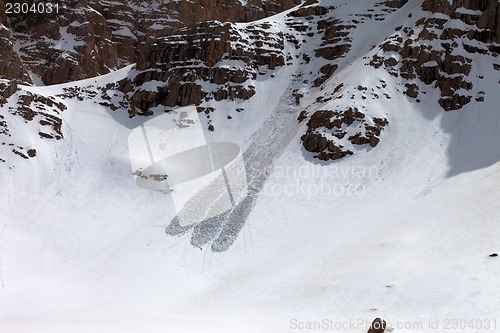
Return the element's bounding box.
[371,0,499,110]
[0,0,499,165]
[114,19,286,116]
[0,0,300,85]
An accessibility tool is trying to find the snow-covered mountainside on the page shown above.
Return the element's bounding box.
[0,0,301,84]
[1,0,500,332]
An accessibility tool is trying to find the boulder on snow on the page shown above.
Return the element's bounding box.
[27,149,37,158]
[367,318,387,333]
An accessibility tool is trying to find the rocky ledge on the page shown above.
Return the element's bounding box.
[114,20,285,117]
[370,0,499,111]
[300,107,389,161]
[0,0,300,85]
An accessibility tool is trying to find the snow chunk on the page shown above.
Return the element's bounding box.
[455,7,482,16]
[423,60,438,67]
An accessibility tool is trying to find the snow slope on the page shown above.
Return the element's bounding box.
[1,0,499,332]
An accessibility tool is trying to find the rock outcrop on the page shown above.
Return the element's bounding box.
[0,23,31,84]
[370,0,499,111]
[2,0,118,85]
[12,91,66,140]
[367,318,387,333]
[0,80,18,105]
[2,0,498,166]
[116,20,284,116]
[0,0,301,85]
[301,108,389,161]
[0,84,65,163]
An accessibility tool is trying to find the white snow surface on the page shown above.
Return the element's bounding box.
[1,0,500,332]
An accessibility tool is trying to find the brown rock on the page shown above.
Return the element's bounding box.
[313,64,339,87]
[369,136,380,147]
[0,25,32,83]
[137,22,232,70]
[301,133,323,153]
[0,0,6,25]
[27,149,37,157]
[5,0,118,85]
[373,118,389,127]
[383,0,409,8]
[367,318,387,333]
[349,133,370,145]
[421,0,453,15]
[306,110,335,130]
[343,107,354,125]
[439,94,472,111]
[0,81,18,105]
[289,5,328,17]
[404,83,419,98]
[297,111,308,123]
[315,44,351,60]
[2,0,301,85]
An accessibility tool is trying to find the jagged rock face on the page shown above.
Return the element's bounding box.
[300,106,389,161]
[137,22,234,70]
[383,0,409,8]
[0,0,300,85]
[0,24,32,84]
[0,84,65,163]
[117,20,285,115]
[421,0,499,44]
[137,20,285,71]
[92,0,300,65]
[440,0,498,43]
[313,14,353,86]
[2,0,118,85]
[10,91,66,140]
[0,0,6,25]
[43,1,118,85]
[371,0,499,111]
[0,80,18,106]
[2,0,498,165]
[146,0,301,34]
[293,1,399,88]
[295,1,399,162]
